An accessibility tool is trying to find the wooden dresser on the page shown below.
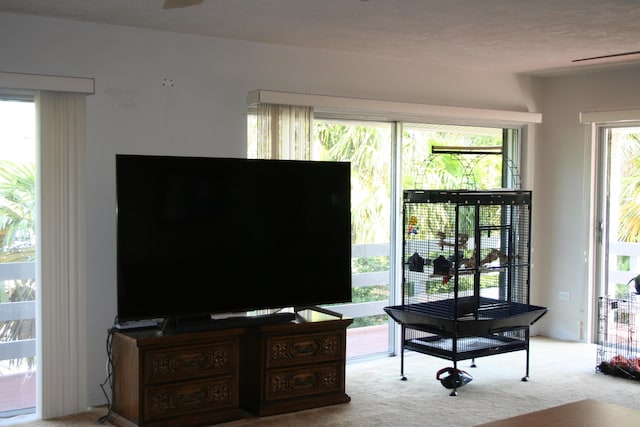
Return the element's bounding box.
[239,315,353,416]
[107,314,352,426]
[108,327,245,427]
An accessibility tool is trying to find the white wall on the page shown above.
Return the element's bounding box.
[0,11,604,407]
[533,66,640,342]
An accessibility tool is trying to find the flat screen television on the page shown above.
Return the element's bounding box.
[115,154,352,328]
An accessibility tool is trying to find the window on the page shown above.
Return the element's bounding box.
[248,98,524,359]
[594,125,640,298]
[402,123,513,190]
[0,97,36,417]
[314,118,393,358]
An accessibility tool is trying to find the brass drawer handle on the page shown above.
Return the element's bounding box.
[178,390,205,403]
[293,375,315,387]
[181,357,203,368]
[294,342,317,354]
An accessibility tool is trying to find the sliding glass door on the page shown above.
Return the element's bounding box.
[594,125,640,298]
[248,111,521,359]
[0,97,37,417]
[312,118,394,358]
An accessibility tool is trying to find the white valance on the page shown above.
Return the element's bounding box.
[579,109,640,124]
[248,90,542,126]
[0,71,94,94]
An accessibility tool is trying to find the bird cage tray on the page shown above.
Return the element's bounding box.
[384,296,548,337]
[403,335,528,361]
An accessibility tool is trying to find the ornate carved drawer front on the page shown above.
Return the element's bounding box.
[144,341,236,384]
[143,376,237,422]
[264,362,344,401]
[265,331,345,369]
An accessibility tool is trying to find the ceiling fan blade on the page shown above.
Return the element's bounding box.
[572,50,640,63]
[163,0,204,9]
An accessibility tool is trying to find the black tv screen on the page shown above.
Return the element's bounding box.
[115,154,352,323]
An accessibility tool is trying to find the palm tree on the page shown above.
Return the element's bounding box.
[315,123,391,245]
[0,160,35,260]
[0,159,36,369]
[618,133,640,242]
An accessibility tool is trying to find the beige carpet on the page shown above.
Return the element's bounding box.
[4,337,640,427]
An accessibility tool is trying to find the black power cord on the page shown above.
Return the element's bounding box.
[97,316,117,424]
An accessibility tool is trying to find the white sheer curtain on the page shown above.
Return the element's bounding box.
[36,91,87,418]
[255,103,313,160]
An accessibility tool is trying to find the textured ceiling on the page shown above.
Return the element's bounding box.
[2,0,640,74]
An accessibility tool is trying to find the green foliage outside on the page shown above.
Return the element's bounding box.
[315,122,505,328]
[315,123,391,245]
[315,122,392,328]
[407,274,499,297]
[0,160,36,369]
[352,255,389,275]
[401,126,503,191]
[617,134,640,243]
[401,127,504,259]
[350,314,389,328]
[611,132,640,298]
[618,255,630,272]
[250,116,506,325]
[351,258,390,305]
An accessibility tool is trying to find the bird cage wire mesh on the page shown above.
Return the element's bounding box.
[596,295,640,380]
[402,191,532,308]
[384,189,548,395]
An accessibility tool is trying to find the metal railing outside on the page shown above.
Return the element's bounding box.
[0,241,394,362]
[0,261,36,367]
[608,242,640,293]
[324,243,391,320]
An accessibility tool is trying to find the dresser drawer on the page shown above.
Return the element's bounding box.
[264,361,345,401]
[265,330,345,369]
[144,341,237,384]
[143,376,238,422]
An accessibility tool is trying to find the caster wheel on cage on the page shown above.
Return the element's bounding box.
[521,376,529,382]
[401,375,407,381]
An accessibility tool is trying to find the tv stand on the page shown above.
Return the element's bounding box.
[108,327,246,426]
[108,316,352,426]
[239,315,352,416]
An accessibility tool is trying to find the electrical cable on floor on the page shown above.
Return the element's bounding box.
[98,316,117,424]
